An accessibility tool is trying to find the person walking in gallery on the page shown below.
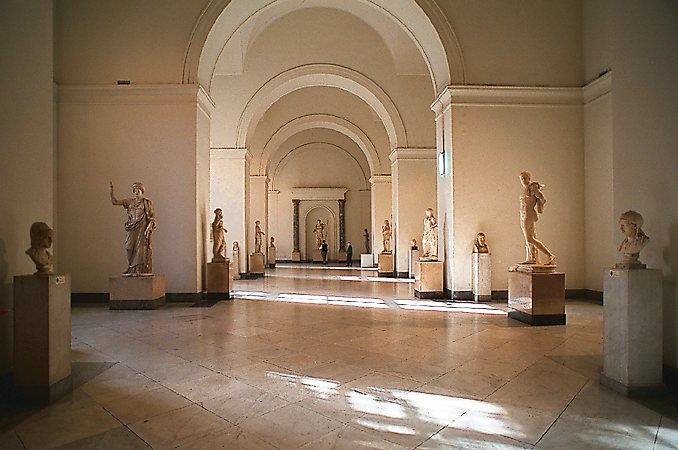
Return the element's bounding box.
[320,239,329,265]
[346,241,353,267]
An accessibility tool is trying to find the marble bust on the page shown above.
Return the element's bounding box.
[26,222,54,275]
[381,220,392,253]
[519,171,555,265]
[422,208,438,260]
[211,208,227,262]
[617,210,649,267]
[473,232,489,253]
[254,220,265,254]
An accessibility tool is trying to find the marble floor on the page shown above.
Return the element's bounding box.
[1,264,677,449]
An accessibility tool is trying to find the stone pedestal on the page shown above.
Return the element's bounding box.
[337,251,347,263]
[415,260,444,298]
[206,261,230,300]
[231,257,240,280]
[508,271,565,325]
[313,249,323,263]
[601,268,663,396]
[292,251,301,262]
[408,249,420,278]
[268,247,276,268]
[378,253,394,277]
[109,275,165,310]
[360,254,374,268]
[472,253,492,301]
[249,252,265,274]
[13,274,72,403]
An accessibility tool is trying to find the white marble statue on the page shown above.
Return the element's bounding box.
[518,171,555,265]
[617,210,649,266]
[110,181,157,276]
[381,220,392,253]
[254,220,265,254]
[473,232,489,254]
[313,219,325,248]
[232,241,241,279]
[211,208,227,262]
[421,208,438,259]
[25,222,54,275]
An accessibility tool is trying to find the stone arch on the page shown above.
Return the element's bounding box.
[257,114,380,176]
[237,64,407,150]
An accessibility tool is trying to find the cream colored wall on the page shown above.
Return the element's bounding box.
[449,94,585,293]
[0,0,55,376]
[582,0,612,83]
[57,87,205,294]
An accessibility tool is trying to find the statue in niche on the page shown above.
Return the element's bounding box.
[421,208,438,260]
[617,210,649,267]
[211,208,227,262]
[313,219,325,249]
[110,181,157,276]
[363,228,371,253]
[518,171,555,265]
[26,222,54,275]
[254,220,265,254]
[381,220,392,253]
[473,232,489,254]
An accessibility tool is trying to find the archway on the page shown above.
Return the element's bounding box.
[304,205,336,261]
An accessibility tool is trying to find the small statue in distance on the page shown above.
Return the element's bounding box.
[473,232,489,254]
[26,222,54,275]
[617,210,649,268]
[363,228,370,253]
[211,208,227,262]
[411,238,418,250]
[269,236,276,249]
[254,220,265,254]
[110,181,157,276]
[314,219,325,249]
[518,171,555,265]
[421,208,438,260]
[381,220,392,253]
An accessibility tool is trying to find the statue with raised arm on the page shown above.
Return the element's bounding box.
[211,208,227,262]
[313,219,325,248]
[421,208,438,260]
[254,220,265,253]
[381,220,392,253]
[617,210,649,267]
[518,171,555,265]
[110,181,157,276]
[26,222,54,275]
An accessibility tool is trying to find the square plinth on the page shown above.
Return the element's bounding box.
[292,251,301,262]
[408,249,420,278]
[601,268,663,395]
[14,274,72,403]
[415,260,444,298]
[249,253,265,274]
[268,248,276,268]
[109,275,166,310]
[472,253,492,301]
[508,271,565,325]
[378,253,394,276]
[361,254,374,268]
[337,251,347,263]
[206,262,230,299]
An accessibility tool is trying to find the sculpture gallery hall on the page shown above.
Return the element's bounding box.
[1,1,677,448]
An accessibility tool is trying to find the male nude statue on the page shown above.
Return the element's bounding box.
[519,171,555,265]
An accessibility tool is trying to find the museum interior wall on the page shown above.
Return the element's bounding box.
[1,0,677,374]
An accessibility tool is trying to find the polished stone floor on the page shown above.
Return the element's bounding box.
[1,264,677,449]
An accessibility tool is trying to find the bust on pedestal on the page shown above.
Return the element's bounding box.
[408,239,419,278]
[14,222,72,403]
[601,211,663,396]
[268,237,277,268]
[472,232,492,302]
[205,208,230,300]
[108,182,165,310]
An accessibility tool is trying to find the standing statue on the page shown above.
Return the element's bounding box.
[381,220,392,253]
[518,171,555,265]
[110,181,157,276]
[363,228,371,253]
[232,241,241,279]
[617,210,649,266]
[421,208,438,259]
[313,219,325,248]
[269,236,276,249]
[473,232,489,254]
[26,222,54,275]
[211,208,227,262]
[254,220,265,253]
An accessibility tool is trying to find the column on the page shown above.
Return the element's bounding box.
[292,199,301,261]
[338,199,346,251]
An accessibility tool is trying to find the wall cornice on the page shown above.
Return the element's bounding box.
[210,147,251,162]
[369,175,392,185]
[582,72,612,104]
[290,188,348,201]
[57,84,214,110]
[443,85,582,106]
[389,148,437,163]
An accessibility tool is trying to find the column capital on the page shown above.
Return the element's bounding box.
[210,147,251,162]
[389,148,437,164]
[292,198,301,204]
[369,175,391,186]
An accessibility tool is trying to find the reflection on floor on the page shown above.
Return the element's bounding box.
[1,265,677,449]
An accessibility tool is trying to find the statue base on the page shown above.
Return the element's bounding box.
[510,263,557,273]
[508,271,565,326]
[378,253,394,277]
[414,260,444,299]
[109,275,166,310]
[13,274,72,404]
[337,251,347,263]
[268,247,276,268]
[602,268,664,395]
[313,249,323,263]
[231,259,240,280]
[472,253,492,302]
[408,249,420,278]
[206,261,230,300]
[360,254,374,268]
[292,251,301,262]
[249,252,265,274]
[615,262,647,270]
